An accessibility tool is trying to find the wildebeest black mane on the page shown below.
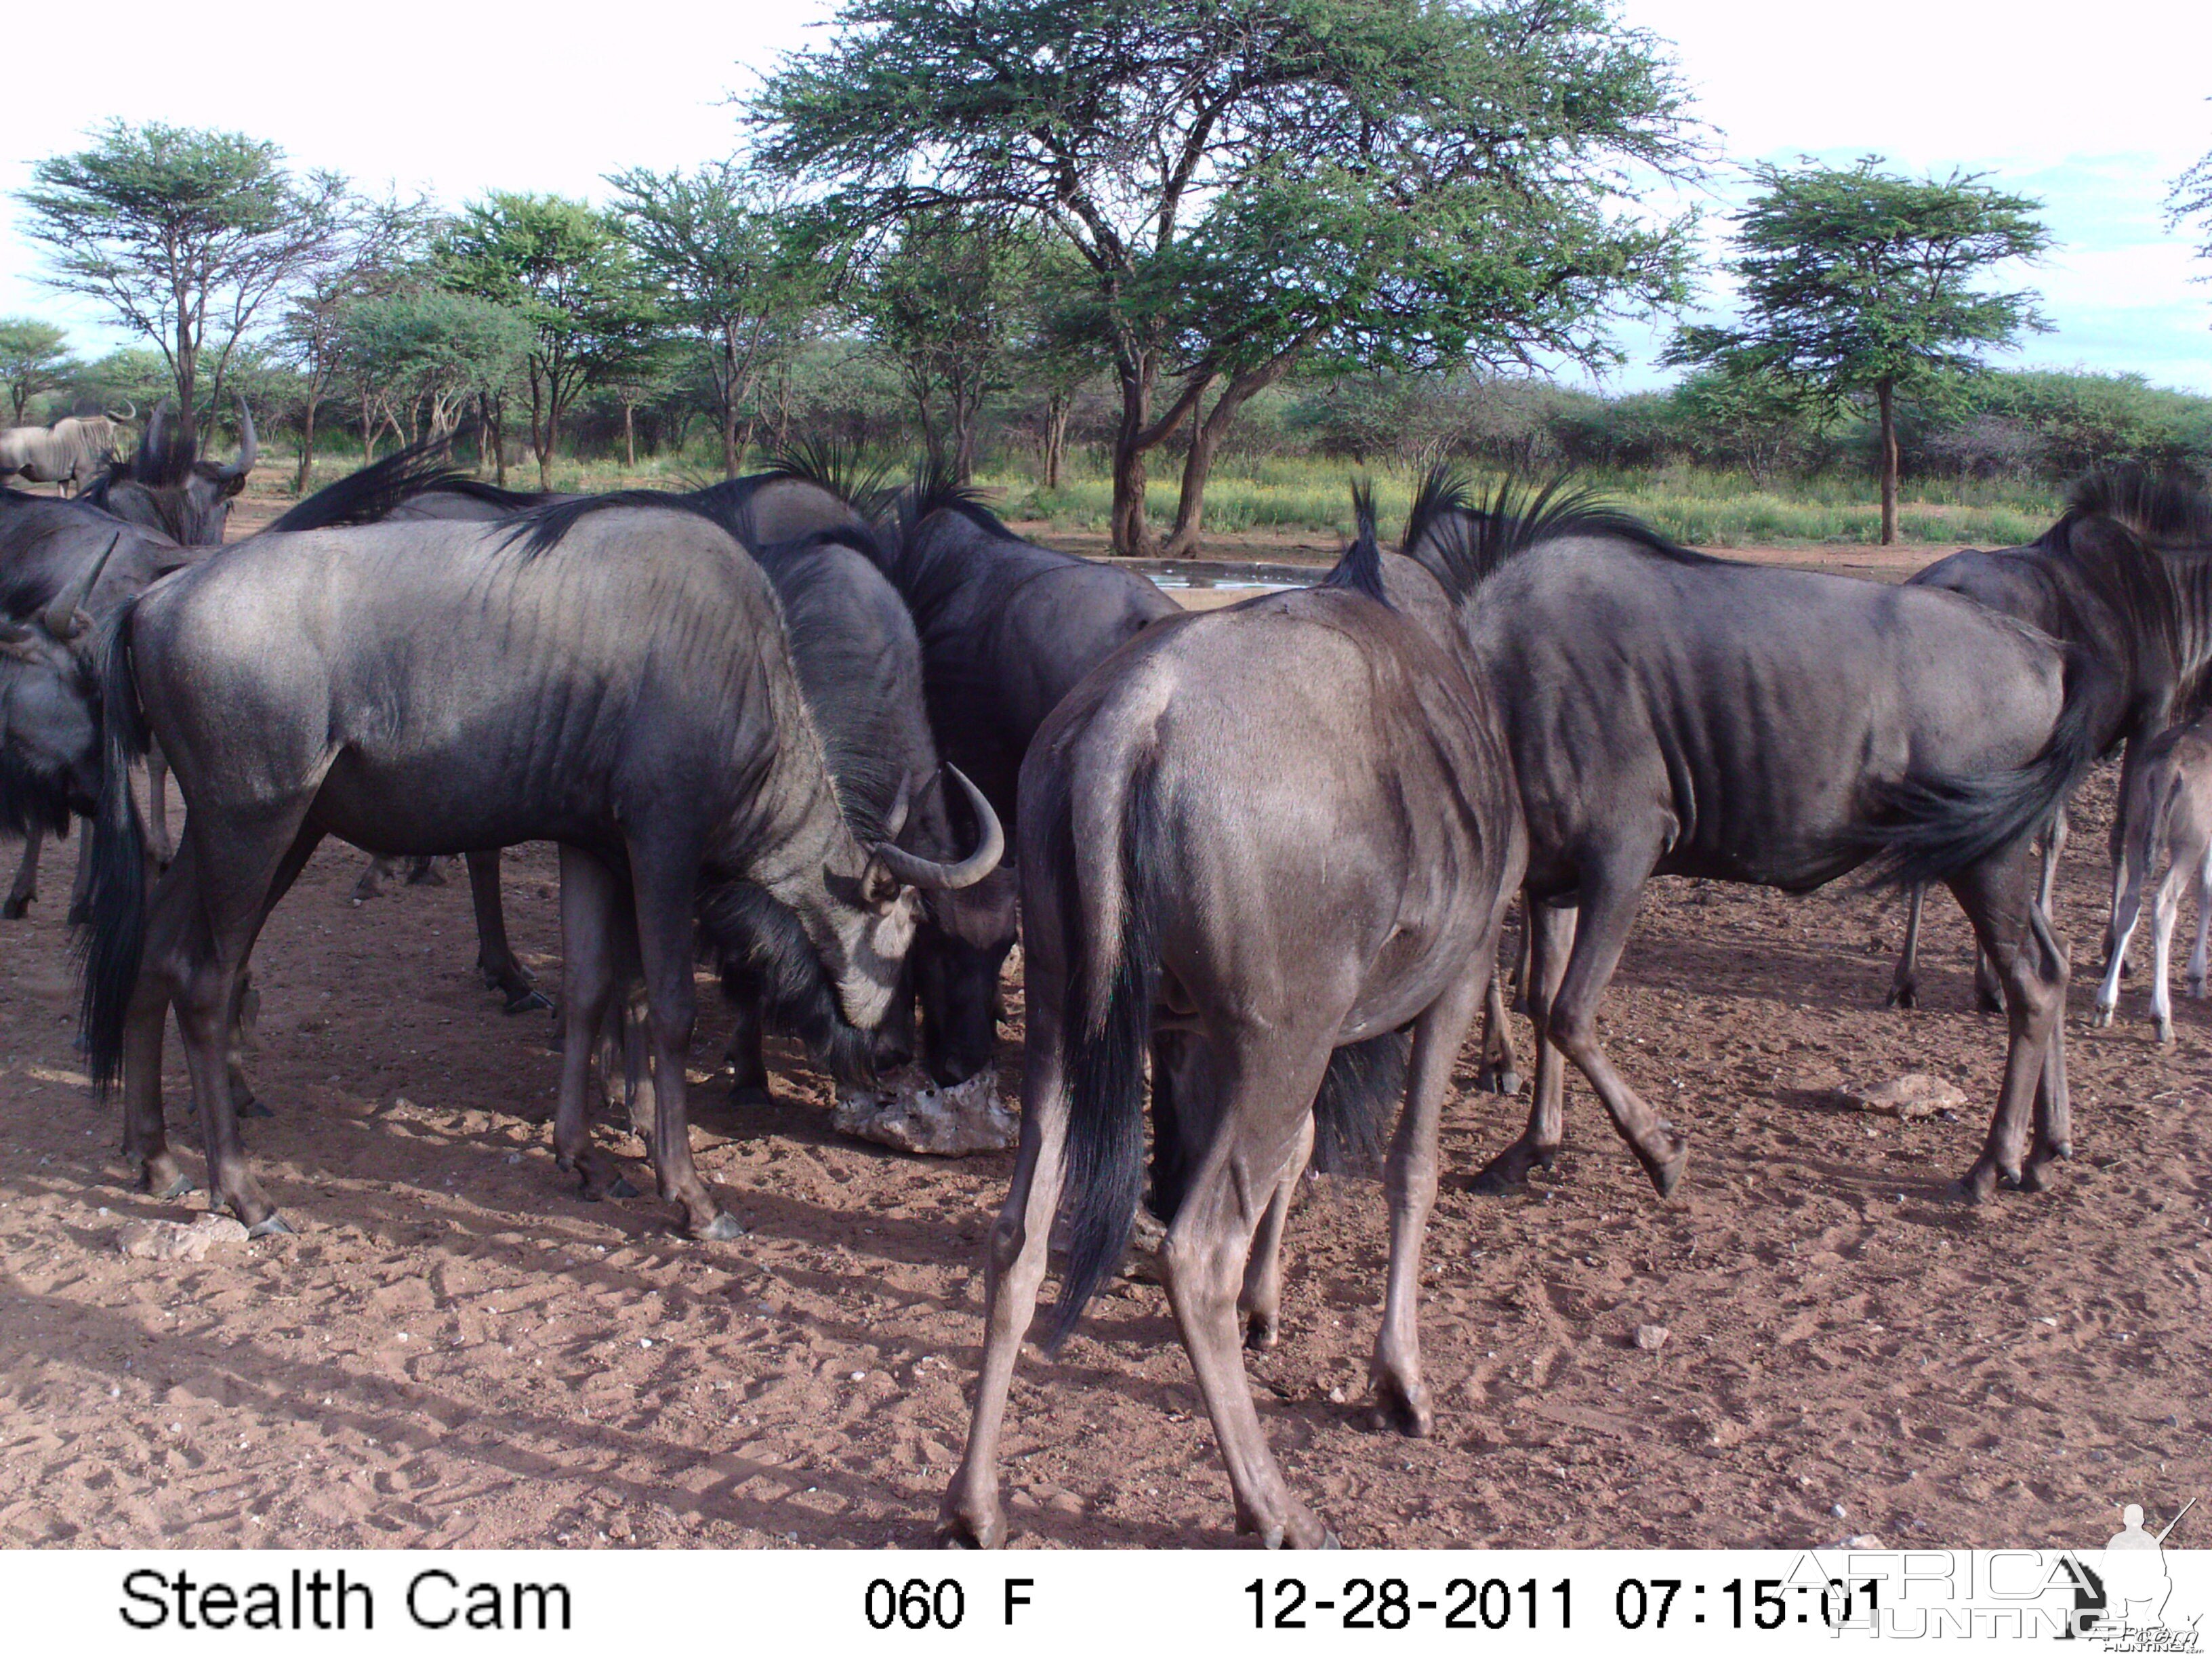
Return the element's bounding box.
[878,461,1044,628]
[760,436,895,514]
[84,411,195,499]
[2066,466,2212,548]
[1319,480,1391,604]
[698,879,879,1087]
[1411,472,1719,601]
[498,489,734,558]
[266,441,468,533]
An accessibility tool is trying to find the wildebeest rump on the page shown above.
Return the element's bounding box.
[0,409,133,493]
[77,499,1000,1238]
[1889,473,2212,1010]
[940,504,1525,1549]
[1403,476,2109,1203]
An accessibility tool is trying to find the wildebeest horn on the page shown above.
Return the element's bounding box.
[45,533,121,639]
[108,400,136,424]
[880,773,912,845]
[866,765,1004,891]
[222,397,258,480]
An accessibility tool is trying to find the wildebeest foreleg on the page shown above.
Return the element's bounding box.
[1950,850,2068,1200]
[2095,812,2152,1028]
[466,849,550,1012]
[121,841,197,1200]
[3,830,43,918]
[1886,884,1925,1009]
[940,1000,1070,1550]
[1473,897,1576,1191]
[1476,968,1521,1095]
[1534,868,1687,1197]
[718,972,773,1107]
[628,836,739,1240]
[551,846,639,1201]
[1370,963,1488,1439]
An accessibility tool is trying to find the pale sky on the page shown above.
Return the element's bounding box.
[1,0,2207,394]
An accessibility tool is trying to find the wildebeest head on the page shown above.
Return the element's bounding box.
[0,535,121,832]
[84,398,256,546]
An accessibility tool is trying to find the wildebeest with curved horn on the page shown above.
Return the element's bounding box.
[77,495,1004,1237]
[1885,471,2212,1011]
[940,497,1524,1550]
[0,406,134,493]
[1399,476,2129,1204]
[861,468,1180,1088]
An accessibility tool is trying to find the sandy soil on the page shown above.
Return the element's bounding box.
[2,499,2204,1552]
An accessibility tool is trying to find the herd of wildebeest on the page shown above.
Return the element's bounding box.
[2,403,2210,1548]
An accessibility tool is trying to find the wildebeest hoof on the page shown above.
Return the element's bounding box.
[694,1210,745,1242]
[1643,1132,1689,1199]
[1320,1532,1343,1549]
[244,1212,294,1238]
[65,901,91,927]
[1242,1310,1279,1351]
[1975,986,2005,1015]
[1370,1378,1433,1439]
[935,1508,1002,1550]
[237,1097,273,1120]
[148,1170,197,1201]
[502,987,554,1015]
[2091,1004,2116,1029]
[604,1174,640,1200]
[1491,1069,1522,1097]
[727,1083,775,1110]
[1469,1141,1555,1193]
[2157,1019,2175,1045]
[405,859,446,887]
[0,895,29,920]
[1883,983,1917,1010]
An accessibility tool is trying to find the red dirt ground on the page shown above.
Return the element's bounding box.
[0,516,2205,1551]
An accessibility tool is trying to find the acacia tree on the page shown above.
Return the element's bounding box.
[337,288,533,449]
[276,192,435,489]
[1668,158,2049,544]
[0,319,79,425]
[756,0,1697,554]
[441,194,656,488]
[15,121,346,453]
[606,162,821,476]
[2172,142,2212,287]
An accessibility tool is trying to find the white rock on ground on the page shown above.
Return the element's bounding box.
[833,1066,1015,1156]
[117,1213,249,1262]
[1833,1072,1965,1120]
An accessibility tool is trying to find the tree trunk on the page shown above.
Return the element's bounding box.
[623,401,636,470]
[1109,354,1159,557]
[361,393,376,464]
[1877,378,1898,546]
[294,393,318,494]
[1042,392,1070,491]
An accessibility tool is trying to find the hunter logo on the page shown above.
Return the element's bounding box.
[2065,1498,2200,1649]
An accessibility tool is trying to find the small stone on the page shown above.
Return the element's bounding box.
[190,1213,249,1244]
[1845,1534,1883,1549]
[1834,1073,1966,1120]
[117,1220,211,1262]
[1831,1503,1849,1519]
[1634,1324,1670,1352]
[1327,1386,1347,1404]
[833,1065,1015,1156]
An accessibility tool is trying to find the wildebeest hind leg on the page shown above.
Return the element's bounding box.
[1886,884,1925,1008]
[1474,897,1576,1191]
[1161,1052,1336,1548]
[1949,851,2066,1201]
[173,819,322,1232]
[122,845,197,1200]
[1239,1113,1312,1351]
[1538,867,1686,1196]
[3,829,42,918]
[940,1002,1070,1550]
[1372,964,1487,1437]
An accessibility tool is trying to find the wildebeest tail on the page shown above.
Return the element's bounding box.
[77,606,150,1095]
[1860,653,2103,890]
[1042,751,1160,1355]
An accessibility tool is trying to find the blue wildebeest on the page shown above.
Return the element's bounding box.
[940,500,1525,1549]
[80,399,256,546]
[2093,709,2212,1041]
[75,495,1002,1237]
[863,470,1181,1088]
[1887,471,2212,1011]
[0,406,134,493]
[1397,478,2131,1204]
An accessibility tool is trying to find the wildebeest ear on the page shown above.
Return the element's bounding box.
[860,854,903,907]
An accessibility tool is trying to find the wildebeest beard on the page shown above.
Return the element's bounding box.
[697,878,880,1086]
